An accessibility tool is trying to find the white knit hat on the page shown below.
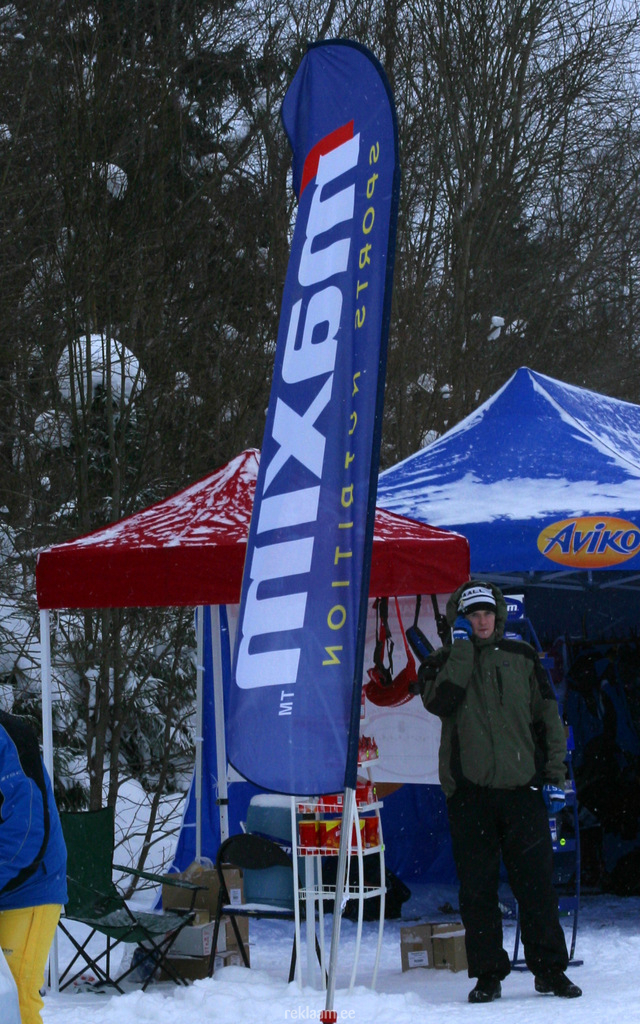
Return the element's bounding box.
[458,584,496,614]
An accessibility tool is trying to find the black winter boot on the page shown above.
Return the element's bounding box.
[468,974,502,1003]
[534,971,582,998]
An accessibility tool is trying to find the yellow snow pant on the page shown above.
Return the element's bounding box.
[0,904,62,1024]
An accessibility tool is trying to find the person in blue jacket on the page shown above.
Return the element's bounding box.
[0,710,67,1024]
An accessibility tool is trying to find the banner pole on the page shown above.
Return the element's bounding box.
[323,784,355,1017]
[320,36,398,1017]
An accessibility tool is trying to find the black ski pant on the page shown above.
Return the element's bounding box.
[447,785,569,979]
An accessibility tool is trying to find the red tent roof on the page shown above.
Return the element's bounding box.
[36,449,469,609]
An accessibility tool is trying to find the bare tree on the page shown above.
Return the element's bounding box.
[371,0,640,457]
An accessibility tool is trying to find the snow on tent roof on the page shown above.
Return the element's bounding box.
[36,449,469,609]
[377,367,640,576]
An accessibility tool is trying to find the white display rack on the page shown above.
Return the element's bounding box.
[290,759,385,993]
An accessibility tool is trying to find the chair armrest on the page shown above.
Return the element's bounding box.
[113,864,205,892]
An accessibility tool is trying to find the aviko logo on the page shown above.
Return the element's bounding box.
[235,122,362,690]
[537,515,640,568]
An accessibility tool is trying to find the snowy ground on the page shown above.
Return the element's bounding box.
[42,883,640,1024]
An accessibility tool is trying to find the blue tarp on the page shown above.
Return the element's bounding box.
[171,606,259,873]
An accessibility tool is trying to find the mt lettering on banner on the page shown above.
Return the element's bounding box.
[227,41,400,796]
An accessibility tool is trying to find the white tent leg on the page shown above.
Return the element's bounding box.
[210,605,229,843]
[39,609,59,991]
[195,607,204,862]
[40,610,54,778]
[371,836,385,989]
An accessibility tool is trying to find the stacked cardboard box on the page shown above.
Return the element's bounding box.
[161,861,249,980]
[400,922,467,973]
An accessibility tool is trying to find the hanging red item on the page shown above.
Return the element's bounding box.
[364,597,417,707]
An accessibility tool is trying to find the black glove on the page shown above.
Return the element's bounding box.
[410,657,439,696]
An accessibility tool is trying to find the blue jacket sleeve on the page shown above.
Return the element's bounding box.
[0,727,48,894]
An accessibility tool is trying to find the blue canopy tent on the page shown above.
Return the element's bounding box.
[376,367,640,883]
[377,367,640,638]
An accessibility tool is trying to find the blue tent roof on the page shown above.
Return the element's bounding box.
[377,367,640,578]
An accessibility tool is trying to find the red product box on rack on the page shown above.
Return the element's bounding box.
[364,817,380,847]
[318,820,341,850]
[298,820,319,849]
[352,820,365,846]
[358,735,379,762]
[356,780,374,805]
[317,819,364,850]
[317,793,343,811]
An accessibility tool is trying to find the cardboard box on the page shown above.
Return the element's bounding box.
[400,925,431,971]
[431,929,467,972]
[162,920,250,982]
[161,954,211,982]
[170,916,248,957]
[162,863,249,983]
[400,922,467,973]
[170,921,215,958]
[162,862,244,918]
[215,948,247,970]
[161,948,247,983]
[190,909,210,925]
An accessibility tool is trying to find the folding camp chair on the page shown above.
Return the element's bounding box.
[208,833,323,982]
[58,808,201,992]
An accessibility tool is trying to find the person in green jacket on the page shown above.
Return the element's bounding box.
[419,580,582,1003]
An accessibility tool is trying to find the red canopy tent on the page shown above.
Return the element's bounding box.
[35,448,469,865]
[36,448,469,610]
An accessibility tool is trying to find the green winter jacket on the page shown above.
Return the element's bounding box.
[420,582,567,799]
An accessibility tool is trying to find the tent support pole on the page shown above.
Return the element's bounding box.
[39,609,59,992]
[195,607,204,863]
[210,605,229,843]
[40,610,54,779]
